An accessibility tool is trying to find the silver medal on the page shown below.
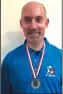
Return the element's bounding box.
[26,42,45,89]
[31,79,40,89]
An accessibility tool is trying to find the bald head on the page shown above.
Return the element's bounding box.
[20,1,49,48]
[21,1,47,18]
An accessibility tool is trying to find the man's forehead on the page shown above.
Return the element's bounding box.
[21,1,46,17]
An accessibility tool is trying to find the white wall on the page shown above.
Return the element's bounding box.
[1,0,62,62]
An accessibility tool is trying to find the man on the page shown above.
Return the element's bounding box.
[1,1,62,94]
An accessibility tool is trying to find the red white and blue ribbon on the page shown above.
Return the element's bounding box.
[26,42,45,79]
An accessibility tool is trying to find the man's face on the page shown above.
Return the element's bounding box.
[20,2,49,43]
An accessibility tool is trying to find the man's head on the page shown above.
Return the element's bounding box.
[20,1,49,44]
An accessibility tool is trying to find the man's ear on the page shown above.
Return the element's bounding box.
[45,18,49,28]
[20,19,23,28]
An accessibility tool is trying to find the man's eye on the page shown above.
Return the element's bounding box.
[35,17,42,23]
[24,17,31,23]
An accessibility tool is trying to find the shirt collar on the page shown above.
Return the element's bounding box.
[24,37,50,48]
[24,37,50,55]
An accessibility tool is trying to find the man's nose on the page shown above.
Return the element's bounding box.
[29,19,37,29]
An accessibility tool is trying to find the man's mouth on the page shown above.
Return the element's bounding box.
[28,29,40,35]
[28,32,41,38]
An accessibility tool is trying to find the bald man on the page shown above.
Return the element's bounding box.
[1,1,62,94]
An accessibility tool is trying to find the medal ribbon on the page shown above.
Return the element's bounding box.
[26,42,45,79]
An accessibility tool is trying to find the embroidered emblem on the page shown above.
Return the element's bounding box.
[45,66,55,77]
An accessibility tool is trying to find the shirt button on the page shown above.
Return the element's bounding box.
[35,68,36,71]
[34,59,36,62]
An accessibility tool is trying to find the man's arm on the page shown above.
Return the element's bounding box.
[1,58,11,94]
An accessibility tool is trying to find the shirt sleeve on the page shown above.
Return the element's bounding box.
[1,57,12,94]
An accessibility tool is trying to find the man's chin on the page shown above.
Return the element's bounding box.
[28,38,41,44]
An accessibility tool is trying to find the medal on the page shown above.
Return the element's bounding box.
[26,41,45,89]
[31,79,41,89]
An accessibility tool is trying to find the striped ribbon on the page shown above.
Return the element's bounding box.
[26,42,45,79]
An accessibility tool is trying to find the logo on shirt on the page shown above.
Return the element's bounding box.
[45,66,55,77]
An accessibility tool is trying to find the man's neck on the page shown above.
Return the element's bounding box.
[27,40,44,51]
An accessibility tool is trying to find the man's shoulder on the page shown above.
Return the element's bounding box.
[50,43,62,57]
[2,42,26,64]
[45,38,62,56]
[9,43,25,54]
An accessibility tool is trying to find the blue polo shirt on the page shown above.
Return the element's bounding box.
[1,38,62,94]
